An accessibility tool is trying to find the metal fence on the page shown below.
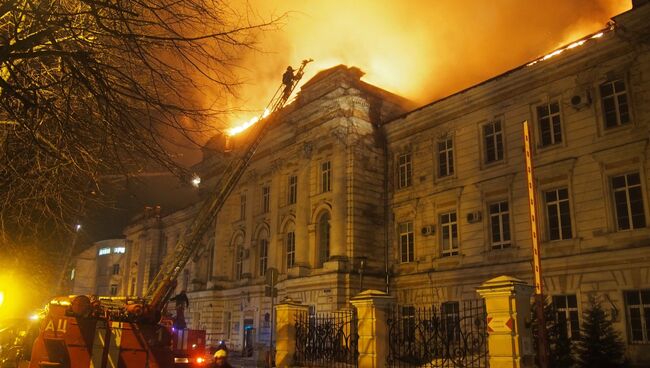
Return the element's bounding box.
[294,309,358,367]
[387,299,488,368]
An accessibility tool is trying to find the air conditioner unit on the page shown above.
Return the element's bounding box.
[570,90,592,110]
[467,211,482,223]
[421,225,435,236]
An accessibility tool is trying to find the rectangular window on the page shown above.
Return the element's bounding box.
[483,120,504,163]
[537,101,562,146]
[288,175,298,205]
[600,79,630,128]
[240,194,246,220]
[113,246,126,254]
[321,161,331,192]
[70,268,75,280]
[545,188,572,240]
[438,138,454,177]
[440,211,459,256]
[262,185,271,213]
[259,239,268,277]
[398,222,414,263]
[397,153,412,188]
[489,201,511,249]
[401,306,416,342]
[112,264,120,275]
[98,247,111,256]
[442,302,460,341]
[110,284,118,296]
[625,290,650,343]
[552,295,580,340]
[612,173,646,231]
[130,277,136,295]
[286,231,296,269]
[236,247,243,280]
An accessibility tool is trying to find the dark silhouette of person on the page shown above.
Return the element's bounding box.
[282,66,295,100]
[170,290,189,329]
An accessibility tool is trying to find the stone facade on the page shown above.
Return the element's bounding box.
[76,3,650,364]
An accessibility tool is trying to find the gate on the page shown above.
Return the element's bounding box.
[387,299,488,368]
[294,309,358,367]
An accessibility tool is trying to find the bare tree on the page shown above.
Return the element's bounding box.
[0,0,280,245]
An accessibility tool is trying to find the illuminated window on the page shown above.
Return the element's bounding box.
[489,201,511,249]
[70,268,75,280]
[600,79,630,128]
[483,120,504,164]
[397,153,412,189]
[398,222,414,263]
[288,175,298,205]
[440,211,459,257]
[98,247,111,256]
[113,246,126,254]
[612,173,646,231]
[537,101,562,146]
[438,138,454,177]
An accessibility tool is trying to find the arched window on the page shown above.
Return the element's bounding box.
[233,235,244,280]
[258,229,269,277]
[318,212,331,266]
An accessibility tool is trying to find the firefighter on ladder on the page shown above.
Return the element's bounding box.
[282,66,296,100]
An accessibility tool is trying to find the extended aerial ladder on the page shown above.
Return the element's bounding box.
[144,59,313,312]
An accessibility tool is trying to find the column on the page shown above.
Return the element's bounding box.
[274,298,309,368]
[350,290,395,368]
[330,144,347,261]
[294,160,311,270]
[476,275,535,368]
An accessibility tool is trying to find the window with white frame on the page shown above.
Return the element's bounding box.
[113,246,126,254]
[438,138,454,178]
[318,212,331,265]
[398,222,414,263]
[537,101,562,146]
[288,175,298,205]
[440,211,459,256]
[262,185,271,213]
[544,188,572,241]
[483,120,504,163]
[625,289,650,343]
[98,247,111,256]
[612,172,646,231]
[259,238,268,277]
[286,231,296,269]
[489,201,511,249]
[552,294,580,340]
[397,153,412,189]
[600,79,630,128]
[320,161,331,193]
[240,194,246,220]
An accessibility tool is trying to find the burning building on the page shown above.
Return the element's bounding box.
[72,2,650,364]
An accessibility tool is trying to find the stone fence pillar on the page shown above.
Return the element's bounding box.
[476,275,535,368]
[350,290,395,368]
[274,298,309,368]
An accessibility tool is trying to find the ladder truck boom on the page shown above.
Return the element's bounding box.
[145,59,313,311]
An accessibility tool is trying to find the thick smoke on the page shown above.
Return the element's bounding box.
[224,0,630,122]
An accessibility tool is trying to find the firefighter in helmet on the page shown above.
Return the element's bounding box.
[209,347,232,368]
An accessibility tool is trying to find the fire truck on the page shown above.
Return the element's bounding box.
[25,60,312,368]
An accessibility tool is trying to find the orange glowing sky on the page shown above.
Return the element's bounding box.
[199,0,631,136]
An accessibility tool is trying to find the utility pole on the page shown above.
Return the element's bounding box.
[523,121,549,368]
